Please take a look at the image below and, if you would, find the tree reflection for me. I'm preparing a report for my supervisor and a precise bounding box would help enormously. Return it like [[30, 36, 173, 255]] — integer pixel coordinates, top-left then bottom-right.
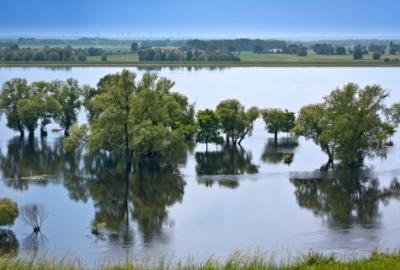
[[0, 229, 18, 255], [0, 136, 188, 248], [62, 149, 187, 246], [198, 178, 240, 189], [290, 169, 400, 228], [262, 137, 298, 165], [195, 146, 258, 175], [0, 136, 63, 190]]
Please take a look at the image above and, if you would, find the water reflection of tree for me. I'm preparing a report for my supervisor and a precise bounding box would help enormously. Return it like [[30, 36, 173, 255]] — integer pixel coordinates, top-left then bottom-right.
[[62, 150, 187, 245], [0, 229, 18, 255], [130, 159, 185, 243], [195, 146, 258, 175], [0, 136, 63, 190], [262, 138, 298, 165], [0, 136, 188, 248], [290, 170, 400, 228], [198, 178, 240, 189]]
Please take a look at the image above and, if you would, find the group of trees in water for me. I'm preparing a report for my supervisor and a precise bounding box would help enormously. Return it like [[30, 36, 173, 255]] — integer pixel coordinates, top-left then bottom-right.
[[0, 78, 81, 137], [1, 71, 400, 170]]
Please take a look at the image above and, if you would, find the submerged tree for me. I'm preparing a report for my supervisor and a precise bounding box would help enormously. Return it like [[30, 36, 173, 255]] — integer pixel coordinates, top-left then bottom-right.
[[0, 78, 31, 136], [87, 70, 195, 169], [21, 203, 47, 233], [52, 79, 82, 136], [293, 83, 393, 168], [17, 85, 60, 137], [196, 109, 223, 150], [216, 99, 259, 146], [261, 108, 295, 144]]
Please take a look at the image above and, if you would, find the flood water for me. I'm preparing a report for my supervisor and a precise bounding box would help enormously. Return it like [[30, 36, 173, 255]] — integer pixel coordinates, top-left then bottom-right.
[[1, 67, 400, 266]]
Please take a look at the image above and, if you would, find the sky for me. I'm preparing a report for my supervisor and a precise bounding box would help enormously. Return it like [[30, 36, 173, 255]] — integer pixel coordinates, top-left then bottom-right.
[[0, 0, 399, 38]]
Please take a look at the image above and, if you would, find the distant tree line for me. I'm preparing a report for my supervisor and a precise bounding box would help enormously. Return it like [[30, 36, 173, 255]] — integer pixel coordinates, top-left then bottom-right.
[[138, 48, 240, 62], [389, 42, 400, 55], [311, 43, 347, 55], [10, 37, 185, 47], [0, 45, 106, 62], [185, 39, 287, 52]]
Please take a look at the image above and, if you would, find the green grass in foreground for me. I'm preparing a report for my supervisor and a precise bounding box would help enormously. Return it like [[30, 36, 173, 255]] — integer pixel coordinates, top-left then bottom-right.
[[1, 251, 400, 270]]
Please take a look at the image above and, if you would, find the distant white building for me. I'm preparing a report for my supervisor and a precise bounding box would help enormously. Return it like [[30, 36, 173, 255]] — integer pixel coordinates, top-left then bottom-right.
[[267, 48, 283, 53]]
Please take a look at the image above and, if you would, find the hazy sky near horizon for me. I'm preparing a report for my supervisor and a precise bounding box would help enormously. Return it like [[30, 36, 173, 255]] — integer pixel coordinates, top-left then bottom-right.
[[1, 0, 399, 38]]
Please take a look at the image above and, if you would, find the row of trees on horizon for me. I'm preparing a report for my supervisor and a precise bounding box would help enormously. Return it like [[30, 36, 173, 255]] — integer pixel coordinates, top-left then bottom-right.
[[1, 39, 400, 62]]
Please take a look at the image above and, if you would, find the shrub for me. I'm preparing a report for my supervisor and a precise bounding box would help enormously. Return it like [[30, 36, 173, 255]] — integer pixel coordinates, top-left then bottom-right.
[[0, 198, 19, 226]]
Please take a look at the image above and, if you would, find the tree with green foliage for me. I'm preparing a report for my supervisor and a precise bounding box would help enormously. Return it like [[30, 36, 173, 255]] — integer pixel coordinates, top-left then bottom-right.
[[63, 124, 88, 153], [0, 78, 31, 136], [196, 109, 223, 150], [16, 82, 60, 137], [0, 198, 19, 226], [216, 99, 259, 146], [373, 52, 382, 60], [293, 83, 393, 168], [387, 102, 400, 126], [297, 46, 308, 56], [262, 108, 295, 144], [87, 70, 136, 164], [52, 79, 82, 136], [87, 70, 195, 169], [353, 45, 363, 60], [129, 74, 194, 157], [130, 42, 139, 52], [335, 46, 346, 55]]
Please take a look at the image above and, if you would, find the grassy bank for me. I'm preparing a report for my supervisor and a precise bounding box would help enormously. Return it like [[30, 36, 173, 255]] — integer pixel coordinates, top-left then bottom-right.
[[1, 252, 400, 270]]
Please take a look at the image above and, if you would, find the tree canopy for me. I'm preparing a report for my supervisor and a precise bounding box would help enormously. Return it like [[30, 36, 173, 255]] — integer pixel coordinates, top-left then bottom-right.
[[86, 70, 195, 168], [261, 108, 295, 143], [0, 198, 19, 226], [196, 109, 223, 149], [293, 83, 393, 168], [216, 99, 259, 146]]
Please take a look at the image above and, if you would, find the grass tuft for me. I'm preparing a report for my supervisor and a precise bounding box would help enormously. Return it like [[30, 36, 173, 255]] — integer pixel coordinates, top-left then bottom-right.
[[1, 251, 400, 270]]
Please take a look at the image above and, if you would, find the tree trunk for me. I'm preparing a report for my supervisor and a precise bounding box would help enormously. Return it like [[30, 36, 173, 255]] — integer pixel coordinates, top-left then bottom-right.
[[225, 134, 230, 145], [124, 123, 132, 172], [274, 130, 278, 145], [18, 126, 25, 137], [28, 127, 35, 138]]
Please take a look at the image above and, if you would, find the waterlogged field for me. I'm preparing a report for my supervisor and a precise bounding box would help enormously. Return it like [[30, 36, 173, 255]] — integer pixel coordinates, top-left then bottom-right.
[[1, 67, 400, 267]]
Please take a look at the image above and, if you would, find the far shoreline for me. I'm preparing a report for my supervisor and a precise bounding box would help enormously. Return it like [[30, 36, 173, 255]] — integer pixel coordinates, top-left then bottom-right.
[[1, 61, 400, 68]]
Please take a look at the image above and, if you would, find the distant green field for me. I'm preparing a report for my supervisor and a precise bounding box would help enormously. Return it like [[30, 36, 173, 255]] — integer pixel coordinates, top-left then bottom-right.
[[87, 53, 139, 62], [239, 51, 400, 63], [20, 44, 131, 53]]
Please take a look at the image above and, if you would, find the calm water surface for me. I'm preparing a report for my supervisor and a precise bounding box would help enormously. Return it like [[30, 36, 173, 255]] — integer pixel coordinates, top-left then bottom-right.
[[1, 67, 400, 266]]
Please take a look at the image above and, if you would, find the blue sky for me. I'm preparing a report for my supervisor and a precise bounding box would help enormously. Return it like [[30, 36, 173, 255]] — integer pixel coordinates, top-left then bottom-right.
[[0, 0, 399, 38]]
